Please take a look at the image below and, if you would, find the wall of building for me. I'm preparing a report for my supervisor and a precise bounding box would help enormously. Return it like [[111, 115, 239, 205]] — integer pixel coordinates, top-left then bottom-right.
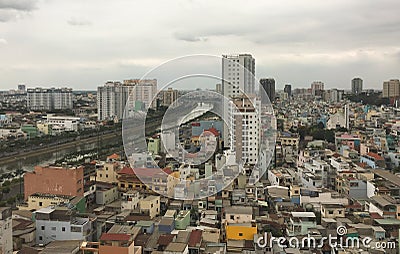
[[24, 166, 84, 200]]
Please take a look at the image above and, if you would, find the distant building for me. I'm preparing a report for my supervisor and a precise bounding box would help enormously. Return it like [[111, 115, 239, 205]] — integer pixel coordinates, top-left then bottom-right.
[[383, 79, 400, 98], [329, 89, 344, 103], [18, 84, 26, 93], [259, 78, 275, 103], [160, 88, 179, 107], [222, 54, 255, 98], [215, 83, 222, 94], [351, 77, 363, 94], [97, 79, 157, 121], [0, 207, 12, 254], [311, 81, 324, 96], [284, 84, 292, 98], [27, 87, 73, 111], [24, 165, 84, 199]]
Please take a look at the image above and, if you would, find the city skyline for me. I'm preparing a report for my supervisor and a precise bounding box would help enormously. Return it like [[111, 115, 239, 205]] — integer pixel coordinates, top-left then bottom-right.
[[0, 0, 400, 90]]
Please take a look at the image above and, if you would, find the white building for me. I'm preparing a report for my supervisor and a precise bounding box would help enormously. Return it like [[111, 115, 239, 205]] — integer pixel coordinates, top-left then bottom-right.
[[227, 96, 260, 165], [222, 54, 256, 148], [97, 79, 157, 121], [43, 114, 80, 132], [27, 87, 73, 111], [0, 207, 12, 254], [222, 54, 255, 97]]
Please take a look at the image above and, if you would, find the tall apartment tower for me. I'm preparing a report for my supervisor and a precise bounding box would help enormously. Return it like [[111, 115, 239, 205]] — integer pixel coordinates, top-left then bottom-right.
[[383, 79, 400, 98], [311, 81, 325, 96], [161, 88, 179, 106], [284, 84, 292, 98], [27, 87, 73, 111], [97, 79, 157, 121], [351, 78, 363, 94], [260, 78, 275, 104], [228, 95, 260, 165], [222, 54, 256, 149], [222, 54, 255, 98]]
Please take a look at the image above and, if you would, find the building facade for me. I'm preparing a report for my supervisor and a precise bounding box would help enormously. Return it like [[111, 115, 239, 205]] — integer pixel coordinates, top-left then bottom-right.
[[0, 207, 12, 254], [383, 79, 400, 98], [27, 87, 73, 111], [24, 165, 84, 199], [259, 78, 275, 104], [97, 79, 157, 121], [351, 77, 363, 94]]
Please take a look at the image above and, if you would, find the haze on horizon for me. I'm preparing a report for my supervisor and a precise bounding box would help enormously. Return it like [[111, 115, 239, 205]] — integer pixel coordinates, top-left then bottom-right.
[[0, 0, 399, 91]]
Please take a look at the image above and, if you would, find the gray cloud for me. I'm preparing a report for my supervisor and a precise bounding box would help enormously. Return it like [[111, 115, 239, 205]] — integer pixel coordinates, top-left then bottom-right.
[[67, 17, 92, 26], [174, 32, 207, 42], [0, 0, 399, 90], [0, 0, 37, 11], [0, 0, 37, 22]]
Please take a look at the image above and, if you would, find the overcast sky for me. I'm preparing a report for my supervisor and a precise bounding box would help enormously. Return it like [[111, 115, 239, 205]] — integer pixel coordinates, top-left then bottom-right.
[[0, 0, 399, 90]]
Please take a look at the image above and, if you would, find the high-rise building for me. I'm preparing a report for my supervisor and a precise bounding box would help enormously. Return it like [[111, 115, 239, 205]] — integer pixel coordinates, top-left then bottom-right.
[[160, 88, 179, 107], [351, 78, 363, 94], [383, 79, 400, 98], [222, 54, 255, 98], [0, 207, 12, 254], [329, 89, 344, 103], [222, 54, 256, 148], [27, 87, 73, 111], [227, 95, 260, 165], [97, 79, 157, 121], [284, 84, 292, 98], [215, 83, 222, 94], [311, 81, 324, 96], [260, 78, 275, 104], [18, 84, 26, 93]]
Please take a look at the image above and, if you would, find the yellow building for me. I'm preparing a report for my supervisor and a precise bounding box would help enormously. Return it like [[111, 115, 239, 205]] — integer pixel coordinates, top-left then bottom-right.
[[226, 222, 257, 240], [139, 195, 160, 219], [96, 162, 122, 184], [18, 193, 74, 211]]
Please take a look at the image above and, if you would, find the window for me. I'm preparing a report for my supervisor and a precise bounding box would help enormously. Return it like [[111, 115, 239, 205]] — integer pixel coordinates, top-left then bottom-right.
[[230, 215, 235, 220], [41, 226, 45, 230], [39, 202, 43, 206], [62, 227, 66, 232], [239, 233, 243, 236], [39, 236, 43, 241], [328, 210, 334, 215], [51, 227, 56, 231], [338, 210, 342, 214]]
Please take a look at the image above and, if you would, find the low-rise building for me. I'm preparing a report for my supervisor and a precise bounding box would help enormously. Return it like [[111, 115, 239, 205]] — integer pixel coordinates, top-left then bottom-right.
[[34, 207, 94, 246], [139, 195, 160, 219]]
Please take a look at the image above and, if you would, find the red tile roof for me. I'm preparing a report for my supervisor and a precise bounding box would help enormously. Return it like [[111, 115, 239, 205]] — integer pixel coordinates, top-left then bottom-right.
[[204, 127, 219, 136], [100, 233, 131, 241], [188, 229, 202, 247], [118, 166, 135, 175], [157, 234, 175, 246], [367, 152, 384, 161], [107, 153, 120, 160]]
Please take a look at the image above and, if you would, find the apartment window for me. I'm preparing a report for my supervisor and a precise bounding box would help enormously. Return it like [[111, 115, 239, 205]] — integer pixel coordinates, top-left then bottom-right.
[[41, 226, 45, 230], [39, 236, 43, 241], [328, 210, 334, 215], [239, 233, 243, 236], [39, 202, 43, 206], [62, 227, 66, 232], [106, 174, 108, 178]]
